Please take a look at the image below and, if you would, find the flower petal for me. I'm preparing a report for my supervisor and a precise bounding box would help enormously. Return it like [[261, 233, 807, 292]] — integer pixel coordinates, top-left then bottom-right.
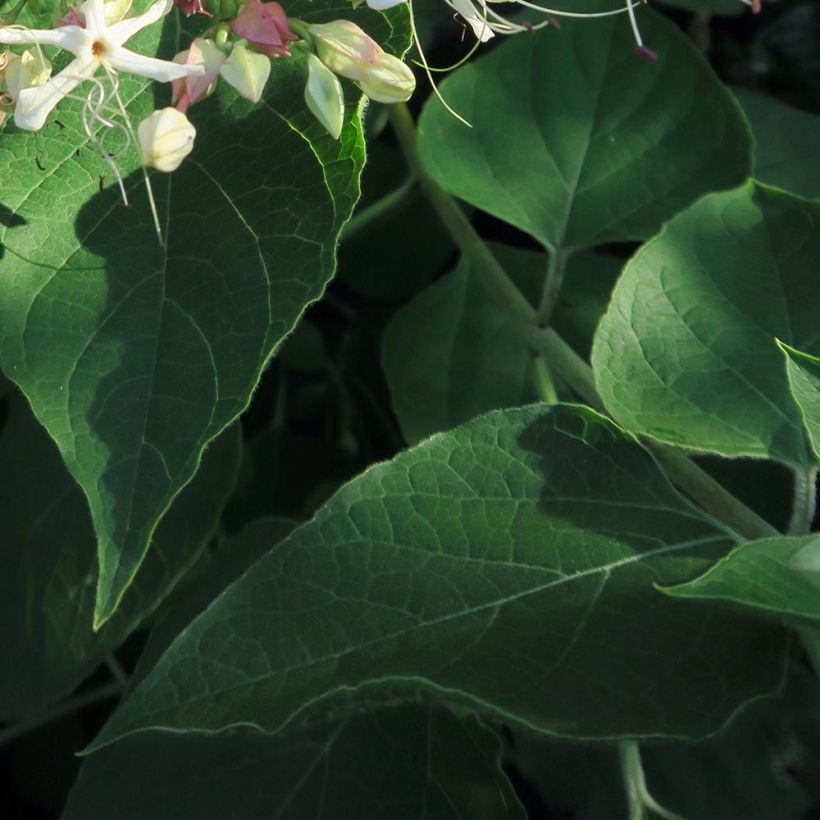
[[105, 45, 205, 81], [13, 54, 97, 130], [0, 25, 83, 48], [81, 0, 107, 32], [108, 0, 172, 46]]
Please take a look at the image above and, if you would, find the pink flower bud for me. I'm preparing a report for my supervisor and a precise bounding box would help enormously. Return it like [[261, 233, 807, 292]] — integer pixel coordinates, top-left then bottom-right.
[[230, 0, 297, 58], [173, 0, 210, 16], [172, 38, 226, 113], [58, 5, 86, 26]]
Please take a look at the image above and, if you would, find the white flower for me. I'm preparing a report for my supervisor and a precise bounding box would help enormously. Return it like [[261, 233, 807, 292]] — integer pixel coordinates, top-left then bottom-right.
[[0, 0, 205, 131], [137, 106, 195, 171], [448, 0, 494, 42]]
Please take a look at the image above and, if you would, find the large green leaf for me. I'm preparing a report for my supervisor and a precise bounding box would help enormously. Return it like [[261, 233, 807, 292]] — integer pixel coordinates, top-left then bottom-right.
[[66, 706, 525, 820], [132, 516, 297, 682], [779, 342, 820, 461], [591, 182, 820, 466], [735, 88, 820, 199], [662, 534, 820, 626], [0, 384, 240, 720], [88, 404, 784, 752], [0, 4, 409, 626], [417, 8, 750, 251]]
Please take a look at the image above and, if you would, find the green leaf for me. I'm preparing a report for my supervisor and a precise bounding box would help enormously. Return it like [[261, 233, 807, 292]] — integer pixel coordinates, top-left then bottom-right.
[[735, 88, 820, 199], [0, 4, 409, 626], [88, 404, 784, 752], [417, 9, 751, 251], [661, 534, 820, 626], [591, 181, 820, 466], [0, 386, 240, 720], [133, 516, 297, 681], [778, 342, 820, 461], [66, 705, 525, 820], [382, 244, 622, 443], [381, 247, 539, 444]]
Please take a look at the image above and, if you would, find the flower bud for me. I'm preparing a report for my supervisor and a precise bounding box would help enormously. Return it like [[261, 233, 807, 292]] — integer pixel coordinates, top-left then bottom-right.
[[57, 0, 133, 26], [172, 38, 225, 112], [4, 49, 51, 103], [219, 41, 270, 103], [354, 52, 414, 103], [361, 0, 406, 9], [308, 20, 415, 104], [304, 52, 344, 140], [138, 107, 196, 172], [173, 0, 210, 15], [231, 0, 297, 58]]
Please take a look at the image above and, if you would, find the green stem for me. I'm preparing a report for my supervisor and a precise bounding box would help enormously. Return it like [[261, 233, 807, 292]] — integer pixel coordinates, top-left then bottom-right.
[[787, 465, 818, 536], [619, 741, 688, 820], [389, 104, 537, 326], [537, 249, 569, 323], [341, 176, 418, 243], [105, 653, 128, 687], [0, 682, 123, 748], [531, 353, 559, 405], [389, 102, 779, 543]]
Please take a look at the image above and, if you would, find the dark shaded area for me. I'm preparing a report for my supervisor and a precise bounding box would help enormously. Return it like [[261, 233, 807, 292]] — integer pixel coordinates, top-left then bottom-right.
[[0, 203, 27, 262]]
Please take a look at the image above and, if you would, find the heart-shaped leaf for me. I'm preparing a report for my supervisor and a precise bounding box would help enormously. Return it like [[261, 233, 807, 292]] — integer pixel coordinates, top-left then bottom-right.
[[592, 182, 820, 466], [417, 8, 750, 251]]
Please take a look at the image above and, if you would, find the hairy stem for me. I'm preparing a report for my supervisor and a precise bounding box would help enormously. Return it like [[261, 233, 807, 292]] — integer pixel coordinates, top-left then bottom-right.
[[389, 102, 778, 542], [787, 465, 818, 536], [389, 104, 537, 326], [537, 249, 569, 324], [531, 353, 559, 404]]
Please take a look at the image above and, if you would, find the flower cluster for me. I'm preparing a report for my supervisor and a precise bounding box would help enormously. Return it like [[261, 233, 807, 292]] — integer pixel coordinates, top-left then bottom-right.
[[0, 0, 764, 176]]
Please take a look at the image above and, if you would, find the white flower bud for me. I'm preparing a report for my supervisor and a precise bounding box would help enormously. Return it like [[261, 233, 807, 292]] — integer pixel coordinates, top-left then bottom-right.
[[304, 52, 344, 140], [219, 41, 270, 104], [308, 20, 415, 104], [354, 53, 414, 103], [4, 49, 52, 103], [137, 107, 196, 172]]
